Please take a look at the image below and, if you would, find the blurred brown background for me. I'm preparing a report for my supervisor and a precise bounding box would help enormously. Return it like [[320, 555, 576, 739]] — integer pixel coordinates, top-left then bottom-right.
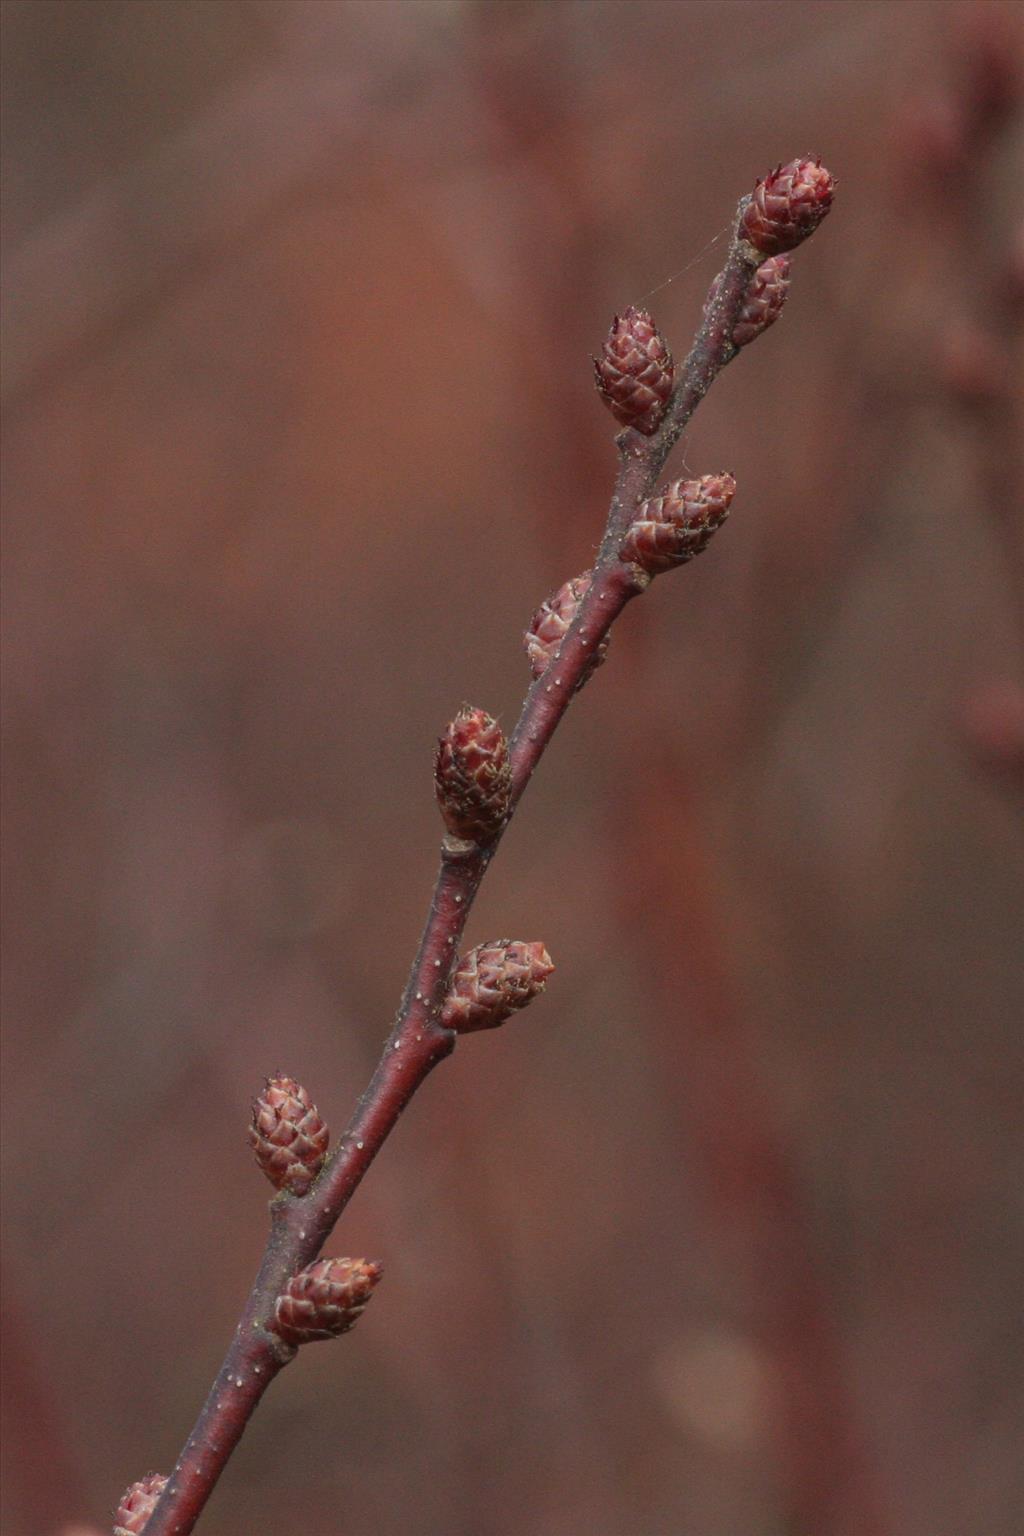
[[2, 3, 1023, 1534]]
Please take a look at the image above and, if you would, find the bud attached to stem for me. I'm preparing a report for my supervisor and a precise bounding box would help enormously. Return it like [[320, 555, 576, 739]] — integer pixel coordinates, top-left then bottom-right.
[[594, 306, 675, 435], [742, 158, 834, 255], [272, 1257, 382, 1346], [435, 707, 512, 844], [525, 571, 609, 684], [707, 254, 792, 348], [114, 1473, 167, 1535], [249, 1075, 329, 1196], [441, 939, 554, 1033], [732, 253, 791, 345], [620, 474, 736, 575]]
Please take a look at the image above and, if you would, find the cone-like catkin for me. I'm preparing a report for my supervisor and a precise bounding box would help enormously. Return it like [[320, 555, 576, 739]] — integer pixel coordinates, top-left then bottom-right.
[[249, 1075, 329, 1196], [706, 254, 792, 348], [435, 707, 512, 844], [114, 1473, 167, 1535], [620, 474, 736, 575], [741, 158, 835, 255], [441, 939, 554, 1033], [732, 254, 791, 346], [524, 572, 609, 683], [273, 1257, 382, 1346], [594, 306, 674, 435]]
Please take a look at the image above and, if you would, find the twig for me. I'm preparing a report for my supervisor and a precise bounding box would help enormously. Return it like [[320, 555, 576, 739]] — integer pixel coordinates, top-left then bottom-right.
[[134, 160, 834, 1536]]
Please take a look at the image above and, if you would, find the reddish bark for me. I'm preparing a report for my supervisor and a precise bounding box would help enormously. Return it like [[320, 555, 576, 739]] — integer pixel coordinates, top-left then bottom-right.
[[143, 180, 798, 1534]]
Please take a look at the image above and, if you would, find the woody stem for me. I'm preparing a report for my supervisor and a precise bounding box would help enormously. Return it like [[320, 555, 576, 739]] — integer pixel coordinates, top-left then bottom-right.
[[143, 195, 757, 1536]]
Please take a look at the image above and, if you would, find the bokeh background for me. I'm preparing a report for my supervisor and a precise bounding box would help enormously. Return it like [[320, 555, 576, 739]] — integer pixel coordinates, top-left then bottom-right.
[[3, 3, 1022, 1534]]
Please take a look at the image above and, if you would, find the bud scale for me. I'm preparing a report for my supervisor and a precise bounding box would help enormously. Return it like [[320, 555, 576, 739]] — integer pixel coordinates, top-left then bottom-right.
[[620, 474, 736, 574], [524, 571, 609, 684], [594, 306, 674, 436], [249, 1075, 329, 1196], [732, 253, 791, 345], [741, 158, 835, 255], [441, 939, 554, 1033], [114, 1473, 167, 1535], [273, 1257, 382, 1346], [435, 707, 512, 844]]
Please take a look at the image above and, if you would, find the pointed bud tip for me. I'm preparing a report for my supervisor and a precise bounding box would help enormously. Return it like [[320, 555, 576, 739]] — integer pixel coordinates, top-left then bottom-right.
[[249, 1074, 329, 1196], [620, 474, 735, 575], [435, 706, 511, 844], [114, 1473, 168, 1534], [441, 939, 554, 1033], [520, 939, 555, 979], [742, 157, 835, 255], [594, 306, 675, 436], [273, 1255, 384, 1346]]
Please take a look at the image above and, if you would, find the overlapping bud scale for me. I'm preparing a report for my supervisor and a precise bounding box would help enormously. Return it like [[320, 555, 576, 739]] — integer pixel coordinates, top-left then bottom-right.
[[435, 707, 512, 844], [273, 1256, 383, 1346], [441, 939, 554, 1034], [620, 474, 736, 575], [249, 1075, 329, 1196], [732, 254, 791, 346], [114, 1473, 168, 1535], [525, 571, 609, 684], [741, 158, 835, 255], [705, 253, 792, 349], [594, 306, 674, 435]]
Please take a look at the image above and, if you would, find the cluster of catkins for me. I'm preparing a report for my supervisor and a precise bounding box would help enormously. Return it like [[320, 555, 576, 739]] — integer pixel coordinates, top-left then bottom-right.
[[113, 157, 832, 1536], [435, 157, 835, 836], [595, 156, 833, 579]]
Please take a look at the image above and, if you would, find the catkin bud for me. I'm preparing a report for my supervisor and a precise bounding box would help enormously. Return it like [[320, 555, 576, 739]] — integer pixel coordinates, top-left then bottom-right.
[[435, 707, 512, 844], [620, 474, 736, 575], [441, 939, 554, 1033], [249, 1075, 329, 1196], [114, 1473, 167, 1535], [273, 1257, 382, 1346], [705, 254, 792, 349], [728, 254, 792, 347], [741, 158, 835, 255], [524, 571, 609, 683], [594, 306, 675, 436]]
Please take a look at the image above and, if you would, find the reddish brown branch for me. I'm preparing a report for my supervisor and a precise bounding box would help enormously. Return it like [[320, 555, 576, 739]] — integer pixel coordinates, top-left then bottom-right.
[[595, 222, 759, 565], [141, 181, 814, 1536]]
